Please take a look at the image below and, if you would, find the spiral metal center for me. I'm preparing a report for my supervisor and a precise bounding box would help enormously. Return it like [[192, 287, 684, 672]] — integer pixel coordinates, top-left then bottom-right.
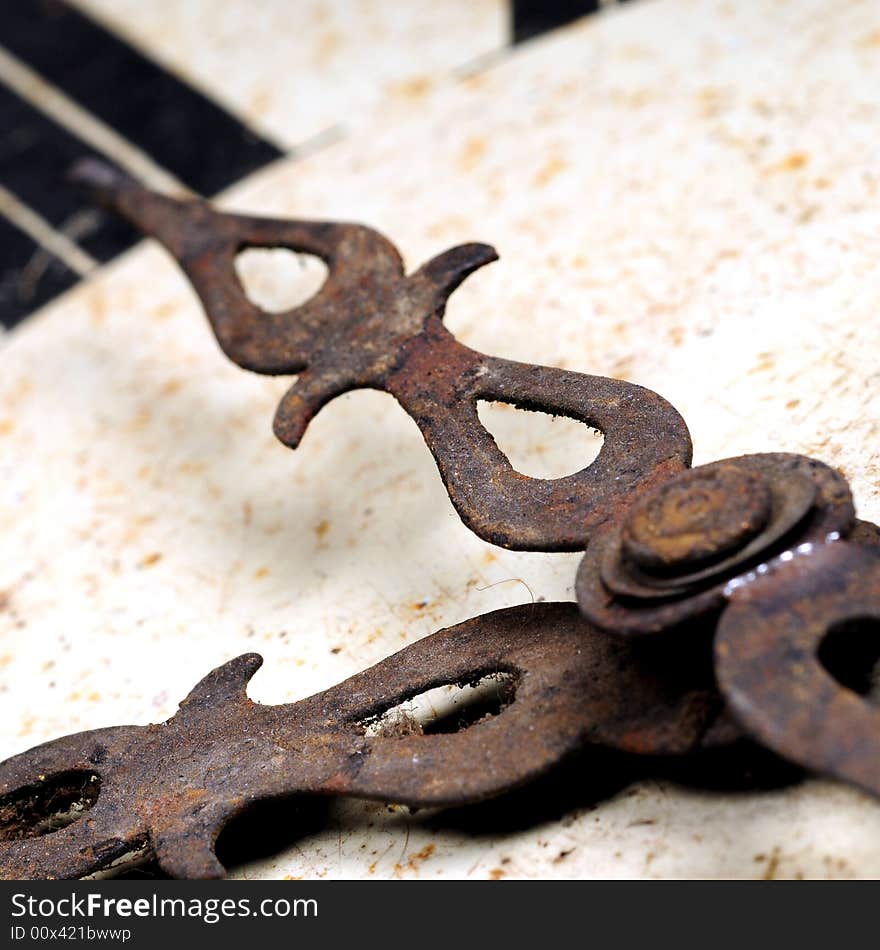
[[622, 465, 773, 575]]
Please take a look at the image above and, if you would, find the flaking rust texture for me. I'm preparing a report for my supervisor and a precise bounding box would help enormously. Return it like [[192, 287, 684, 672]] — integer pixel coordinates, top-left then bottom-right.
[[63, 158, 880, 876], [73, 159, 691, 552], [576, 453, 858, 636], [575, 446, 880, 795], [717, 542, 880, 801], [4, 0, 880, 880], [0, 604, 727, 879]]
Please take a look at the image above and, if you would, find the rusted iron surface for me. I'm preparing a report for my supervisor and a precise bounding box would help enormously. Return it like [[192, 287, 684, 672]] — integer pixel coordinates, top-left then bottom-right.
[[576, 444, 880, 794], [51, 159, 880, 873], [716, 542, 880, 800], [576, 453, 855, 637], [0, 603, 730, 879], [71, 158, 691, 552]]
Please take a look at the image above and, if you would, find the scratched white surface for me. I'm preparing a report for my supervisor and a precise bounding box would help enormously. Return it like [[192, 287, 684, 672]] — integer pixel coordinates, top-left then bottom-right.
[[3, 0, 880, 879]]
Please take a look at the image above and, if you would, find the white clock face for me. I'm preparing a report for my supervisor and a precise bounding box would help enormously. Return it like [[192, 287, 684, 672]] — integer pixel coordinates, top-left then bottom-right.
[[1, 0, 879, 880]]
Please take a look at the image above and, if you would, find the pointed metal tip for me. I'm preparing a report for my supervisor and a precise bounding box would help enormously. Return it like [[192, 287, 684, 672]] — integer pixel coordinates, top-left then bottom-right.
[[67, 157, 126, 192]]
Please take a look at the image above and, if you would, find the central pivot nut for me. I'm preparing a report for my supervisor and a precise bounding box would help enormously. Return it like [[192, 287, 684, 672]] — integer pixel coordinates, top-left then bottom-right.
[[621, 465, 772, 575]]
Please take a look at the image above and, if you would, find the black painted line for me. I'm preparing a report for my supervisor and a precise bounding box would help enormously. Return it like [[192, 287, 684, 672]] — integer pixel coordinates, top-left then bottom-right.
[[0, 0, 283, 197], [512, 0, 609, 44], [0, 216, 80, 329], [0, 82, 140, 265]]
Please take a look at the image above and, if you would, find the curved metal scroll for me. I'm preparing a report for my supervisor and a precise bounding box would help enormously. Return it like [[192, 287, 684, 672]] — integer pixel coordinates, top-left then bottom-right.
[[73, 160, 691, 551], [0, 603, 723, 879], [716, 542, 880, 800]]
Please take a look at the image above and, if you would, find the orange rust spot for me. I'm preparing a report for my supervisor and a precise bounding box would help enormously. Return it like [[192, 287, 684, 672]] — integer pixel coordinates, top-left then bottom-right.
[[404, 843, 436, 872], [457, 136, 487, 174], [762, 847, 782, 880], [147, 787, 210, 818], [9, 377, 33, 406], [0, 419, 14, 436], [250, 88, 271, 118], [152, 301, 177, 321], [141, 552, 162, 567], [128, 410, 152, 431], [313, 30, 341, 64], [488, 868, 505, 880], [314, 519, 330, 540], [767, 152, 809, 174], [425, 213, 471, 240], [254, 566, 270, 579], [533, 155, 568, 188], [611, 88, 652, 110], [667, 326, 685, 347], [388, 75, 433, 100], [786, 398, 801, 410], [751, 97, 772, 117], [463, 72, 487, 91], [88, 292, 108, 327], [17, 716, 37, 737]]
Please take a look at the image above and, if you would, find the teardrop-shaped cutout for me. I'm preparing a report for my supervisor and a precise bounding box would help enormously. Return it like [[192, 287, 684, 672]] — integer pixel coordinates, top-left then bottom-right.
[[0, 770, 100, 840], [234, 248, 328, 314], [477, 400, 604, 479], [361, 672, 517, 738], [819, 617, 880, 702]]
